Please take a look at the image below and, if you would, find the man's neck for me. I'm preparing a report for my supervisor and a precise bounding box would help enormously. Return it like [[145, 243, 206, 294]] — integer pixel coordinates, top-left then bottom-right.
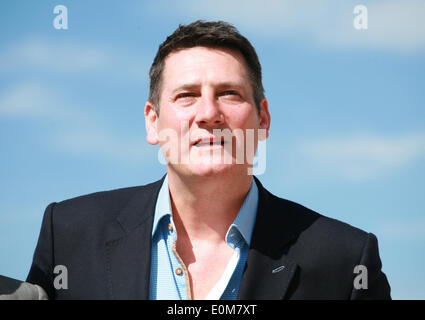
[[166, 169, 253, 244]]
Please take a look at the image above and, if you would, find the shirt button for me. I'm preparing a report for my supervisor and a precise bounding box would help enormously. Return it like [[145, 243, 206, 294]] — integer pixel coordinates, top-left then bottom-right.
[[175, 268, 183, 276], [168, 224, 174, 232]]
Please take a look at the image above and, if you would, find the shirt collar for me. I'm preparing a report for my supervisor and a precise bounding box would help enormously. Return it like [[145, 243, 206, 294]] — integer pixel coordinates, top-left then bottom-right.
[[152, 174, 259, 245], [226, 179, 259, 246], [152, 174, 172, 237]]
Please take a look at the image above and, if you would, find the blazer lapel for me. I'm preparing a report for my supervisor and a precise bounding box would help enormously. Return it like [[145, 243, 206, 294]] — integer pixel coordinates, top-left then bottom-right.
[[238, 177, 319, 300], [238, 247, 298, 300], [104, 177, 164, 300]]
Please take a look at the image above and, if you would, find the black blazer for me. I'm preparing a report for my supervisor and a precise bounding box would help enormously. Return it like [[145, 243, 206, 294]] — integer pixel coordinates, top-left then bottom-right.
[[27, 176, 391, 299]]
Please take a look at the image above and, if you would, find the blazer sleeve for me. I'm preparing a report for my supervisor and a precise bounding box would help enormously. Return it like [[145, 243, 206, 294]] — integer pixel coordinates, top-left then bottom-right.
[[26, 202, 57, 299], [350, 233, 391, 299]]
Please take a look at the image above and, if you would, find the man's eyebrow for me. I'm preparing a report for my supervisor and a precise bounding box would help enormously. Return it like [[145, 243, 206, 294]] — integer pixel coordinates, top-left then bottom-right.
[[171, 82, 246, 95], [215, 82, 246, 91], [172, 83, 201, 95]]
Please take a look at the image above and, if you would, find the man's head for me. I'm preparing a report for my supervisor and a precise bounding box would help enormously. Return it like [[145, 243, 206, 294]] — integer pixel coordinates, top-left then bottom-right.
[[145, 20, 270, 178], [148, 20, 265, 114]]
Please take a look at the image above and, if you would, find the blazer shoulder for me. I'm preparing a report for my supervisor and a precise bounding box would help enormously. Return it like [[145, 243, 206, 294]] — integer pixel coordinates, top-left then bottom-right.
[[286, 196, 369, 245], [50, 178, 163, 226], [260, 184, 370, 252], [284, 197, 371, 255]]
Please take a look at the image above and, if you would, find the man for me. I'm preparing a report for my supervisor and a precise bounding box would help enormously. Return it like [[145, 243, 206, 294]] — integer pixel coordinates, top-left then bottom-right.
[[26, 20, 391, 299]]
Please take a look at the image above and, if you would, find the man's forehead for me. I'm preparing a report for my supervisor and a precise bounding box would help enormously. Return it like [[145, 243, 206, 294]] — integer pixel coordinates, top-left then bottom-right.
[[161, 46, 250, 86], [165, 45, 243, 60]]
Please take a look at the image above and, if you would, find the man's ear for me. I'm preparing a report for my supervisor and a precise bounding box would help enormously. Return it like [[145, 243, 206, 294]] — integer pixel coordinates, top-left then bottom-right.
[[144, 101, 159, 145], [258, 98, 271, 140]]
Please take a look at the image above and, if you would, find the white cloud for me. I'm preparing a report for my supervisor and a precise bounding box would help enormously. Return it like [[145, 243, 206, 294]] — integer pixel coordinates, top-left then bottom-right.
[[0, 82, 93, 123], [316, 0, 425, 53], [0, 38, 109, 73], [162, 0, 425, 53], [295, 132, 425, 181], [0, 38, 149, 80], [0, 82, 154, 165], [377, 218, 425, 241], [0, 83, 57, 117], [55, 128, 157, 166]]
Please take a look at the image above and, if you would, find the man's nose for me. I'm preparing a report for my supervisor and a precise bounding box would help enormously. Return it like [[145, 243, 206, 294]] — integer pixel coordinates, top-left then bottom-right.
[[194, 95, 224, 127]]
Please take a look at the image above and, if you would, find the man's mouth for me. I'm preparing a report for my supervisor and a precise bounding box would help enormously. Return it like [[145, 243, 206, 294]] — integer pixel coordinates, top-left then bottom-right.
[[193, 138, 226, 147]]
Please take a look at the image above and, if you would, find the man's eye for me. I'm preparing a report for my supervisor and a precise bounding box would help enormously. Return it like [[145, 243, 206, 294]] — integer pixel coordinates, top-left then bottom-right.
[[218, 91, 243, 103], [174, 92, 199, 106], [220, 90, 239, 96], [176, 93, 196, 99]]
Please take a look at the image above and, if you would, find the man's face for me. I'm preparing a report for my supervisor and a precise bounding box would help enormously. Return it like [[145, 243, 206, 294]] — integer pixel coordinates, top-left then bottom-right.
[[145, 46, 270, 178]]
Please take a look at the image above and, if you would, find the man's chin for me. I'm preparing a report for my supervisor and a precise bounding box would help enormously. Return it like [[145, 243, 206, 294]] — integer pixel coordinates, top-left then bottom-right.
[[168, 161, 245, 178]]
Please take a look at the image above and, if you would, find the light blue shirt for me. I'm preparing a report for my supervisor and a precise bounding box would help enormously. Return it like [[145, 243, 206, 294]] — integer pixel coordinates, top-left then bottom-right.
[[149, 175, 259, 300]]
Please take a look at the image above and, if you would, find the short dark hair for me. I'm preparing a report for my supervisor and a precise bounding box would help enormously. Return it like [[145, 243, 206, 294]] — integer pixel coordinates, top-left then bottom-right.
[[148, 20, 265, 114]]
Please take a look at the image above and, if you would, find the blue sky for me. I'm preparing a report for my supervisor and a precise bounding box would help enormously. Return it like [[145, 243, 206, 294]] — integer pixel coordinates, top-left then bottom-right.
[[1, 0, 424, 299]]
